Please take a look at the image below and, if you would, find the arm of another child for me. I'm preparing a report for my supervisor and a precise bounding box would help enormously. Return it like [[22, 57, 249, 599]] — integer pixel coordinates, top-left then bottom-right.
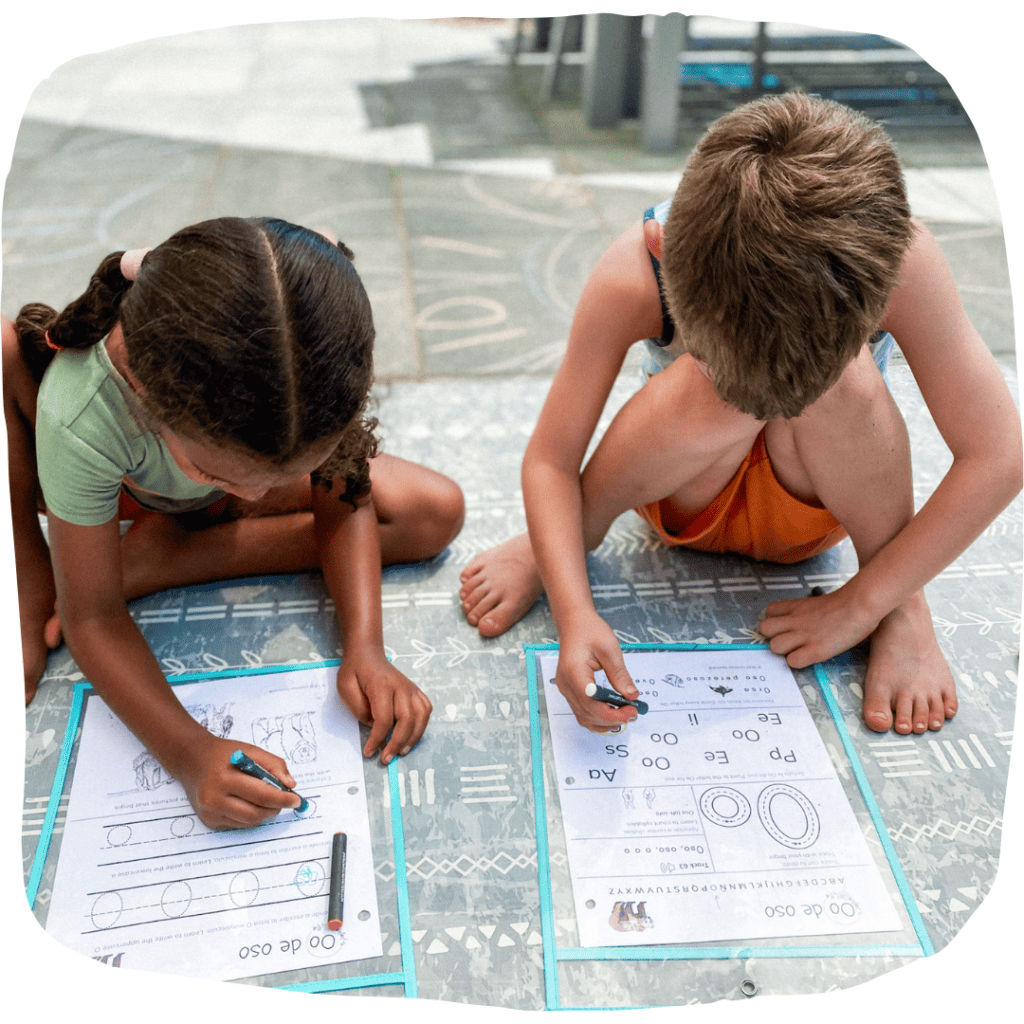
[[761, 220, 1022, 664], [312, 481, 432, 764], [522, 220, 665, 732], [47, 513, 302, 829], [3, 315, 58, 702]]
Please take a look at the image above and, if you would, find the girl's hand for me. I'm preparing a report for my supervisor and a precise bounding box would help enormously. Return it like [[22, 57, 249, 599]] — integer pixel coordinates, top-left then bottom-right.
[[336, 652, 432, 765], [173, 735, 303, 831], [556, 611, 640, 733]]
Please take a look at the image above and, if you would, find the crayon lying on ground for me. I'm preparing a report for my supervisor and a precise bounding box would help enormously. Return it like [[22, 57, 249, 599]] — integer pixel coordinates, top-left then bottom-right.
[[584, 683, 649, 714], [230, 750, 309, 814]]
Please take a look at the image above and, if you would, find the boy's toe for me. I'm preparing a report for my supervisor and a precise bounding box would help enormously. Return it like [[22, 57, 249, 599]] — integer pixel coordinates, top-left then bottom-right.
[[463, 588, 500, 627], [477, 606, 512, 638]]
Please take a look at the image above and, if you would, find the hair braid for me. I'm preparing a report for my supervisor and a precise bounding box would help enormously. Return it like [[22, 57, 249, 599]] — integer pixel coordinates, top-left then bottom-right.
[[15, 251, 131, 383]]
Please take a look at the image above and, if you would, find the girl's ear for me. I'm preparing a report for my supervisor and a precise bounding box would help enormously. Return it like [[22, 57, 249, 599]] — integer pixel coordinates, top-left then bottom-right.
[[120, 248, 151, 281]]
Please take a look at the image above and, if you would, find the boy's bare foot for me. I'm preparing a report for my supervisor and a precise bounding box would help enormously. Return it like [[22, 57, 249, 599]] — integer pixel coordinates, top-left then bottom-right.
[[862, 591, 957, 734], [460, 533, 543, 637]]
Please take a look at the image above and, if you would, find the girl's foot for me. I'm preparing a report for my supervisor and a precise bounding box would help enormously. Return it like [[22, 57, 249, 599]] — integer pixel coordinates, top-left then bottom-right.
[[862, 592, 958, 733], [459, 533, 543, 637]]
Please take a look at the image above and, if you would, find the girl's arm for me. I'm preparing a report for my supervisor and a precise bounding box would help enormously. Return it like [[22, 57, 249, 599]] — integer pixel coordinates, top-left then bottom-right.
[[522, 220, 665, 729], [48, 513, 302, 829], [312, 484, 432, 765], [760, 221, 1022, 664]]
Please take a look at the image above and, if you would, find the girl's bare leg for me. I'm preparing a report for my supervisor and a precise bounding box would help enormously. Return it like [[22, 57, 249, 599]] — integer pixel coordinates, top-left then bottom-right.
[[363, 453, 465, 565], [46, 453, 463, 635]]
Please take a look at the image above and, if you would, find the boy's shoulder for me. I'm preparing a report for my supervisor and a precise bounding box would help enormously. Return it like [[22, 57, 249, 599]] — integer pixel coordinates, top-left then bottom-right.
[[878, 221, 969, 346]]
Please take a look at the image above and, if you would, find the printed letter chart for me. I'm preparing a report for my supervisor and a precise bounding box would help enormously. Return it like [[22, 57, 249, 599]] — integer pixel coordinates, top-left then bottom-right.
[[44, 666, 382, 981], [539, 648, 902, 948]]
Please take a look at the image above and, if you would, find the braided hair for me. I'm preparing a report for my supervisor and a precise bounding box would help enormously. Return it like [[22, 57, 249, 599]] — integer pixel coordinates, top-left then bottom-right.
[[17, 217, 379, 504]]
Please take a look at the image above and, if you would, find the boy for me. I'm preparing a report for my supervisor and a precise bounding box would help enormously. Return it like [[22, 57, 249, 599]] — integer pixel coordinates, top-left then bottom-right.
[[459, 92, 1021, 736]]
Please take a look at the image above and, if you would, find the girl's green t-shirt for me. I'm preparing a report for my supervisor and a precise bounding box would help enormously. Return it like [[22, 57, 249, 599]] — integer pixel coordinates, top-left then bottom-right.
[[35, 340, 220, 526]]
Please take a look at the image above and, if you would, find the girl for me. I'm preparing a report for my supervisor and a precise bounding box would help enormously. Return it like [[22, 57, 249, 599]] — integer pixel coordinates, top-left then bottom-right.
[[5, 217, 464, 829]]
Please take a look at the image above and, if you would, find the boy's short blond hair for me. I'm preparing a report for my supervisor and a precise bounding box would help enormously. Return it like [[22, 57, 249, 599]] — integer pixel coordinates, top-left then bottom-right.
[[661, 92, 913, 420]]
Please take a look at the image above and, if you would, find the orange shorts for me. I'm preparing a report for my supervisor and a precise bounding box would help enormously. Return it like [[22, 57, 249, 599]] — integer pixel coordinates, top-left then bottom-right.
[[635, 428, 847, 564]]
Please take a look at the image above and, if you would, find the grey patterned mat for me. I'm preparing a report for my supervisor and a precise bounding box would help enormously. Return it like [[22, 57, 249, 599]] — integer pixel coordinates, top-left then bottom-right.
[[23, 365, 1020, 1008]]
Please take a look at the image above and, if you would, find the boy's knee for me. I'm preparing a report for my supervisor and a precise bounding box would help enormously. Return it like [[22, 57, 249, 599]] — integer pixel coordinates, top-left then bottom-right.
[[797, 345, 895, 427]]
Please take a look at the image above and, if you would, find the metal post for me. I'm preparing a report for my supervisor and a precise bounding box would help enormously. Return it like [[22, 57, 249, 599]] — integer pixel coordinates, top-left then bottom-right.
[[582, 13, 630, 128], [642, 13, 686, 152]]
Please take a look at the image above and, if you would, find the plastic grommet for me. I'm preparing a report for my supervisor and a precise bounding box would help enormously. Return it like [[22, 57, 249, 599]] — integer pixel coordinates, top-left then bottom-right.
[[740, 979, 758, 998]]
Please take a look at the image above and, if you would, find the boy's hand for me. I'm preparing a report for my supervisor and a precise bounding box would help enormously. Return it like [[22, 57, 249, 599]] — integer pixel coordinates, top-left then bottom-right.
[[556, 611, 641, 732], [174, 735, 302, 831], [336, 651, 432, 764], [758, 585, 880, 668]]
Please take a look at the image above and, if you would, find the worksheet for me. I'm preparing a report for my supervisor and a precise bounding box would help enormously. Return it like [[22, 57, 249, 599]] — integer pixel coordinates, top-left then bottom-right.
[[45, 666, 382, 980], [540, 649, 902, 947]]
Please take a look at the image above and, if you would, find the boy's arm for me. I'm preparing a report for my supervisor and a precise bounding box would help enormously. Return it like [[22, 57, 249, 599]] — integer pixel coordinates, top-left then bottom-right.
[[761, 221, 1022, 665], [48, 513, 301, 829], [312, 482, 432, 764], [522, 221, 664, 730]]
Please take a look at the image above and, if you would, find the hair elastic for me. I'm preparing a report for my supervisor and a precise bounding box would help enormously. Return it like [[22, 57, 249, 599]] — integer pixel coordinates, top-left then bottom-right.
[[45, 331, 62, 351]]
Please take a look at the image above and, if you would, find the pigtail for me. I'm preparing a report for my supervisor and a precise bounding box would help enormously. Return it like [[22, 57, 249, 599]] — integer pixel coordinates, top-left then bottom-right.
[[14, 302, 60, 383], [310, 394, 380, 509], [15, 251, 130, 383]]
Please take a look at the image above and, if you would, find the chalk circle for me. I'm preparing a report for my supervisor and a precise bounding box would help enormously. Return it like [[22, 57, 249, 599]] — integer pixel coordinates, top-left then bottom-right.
[[105, 825, 132, 847], [293, 861, 327, 897], [757, 784, 820, 849], [358, 910, 371, 922], [161, 881, 192, 918], [228, 871, 261, 908], [170, 815, 195, 838], [699, 787, 752, 827], [415, 295, 508, 331], [90, 891, 124, 929]]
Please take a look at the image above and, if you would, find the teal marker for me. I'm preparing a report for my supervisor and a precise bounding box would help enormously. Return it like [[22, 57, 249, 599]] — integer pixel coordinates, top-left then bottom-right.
[[230, 750, 309, 813], [584, 683, 649, 715]]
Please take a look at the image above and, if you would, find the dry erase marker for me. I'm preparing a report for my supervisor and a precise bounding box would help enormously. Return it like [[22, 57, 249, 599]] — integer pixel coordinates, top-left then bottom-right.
[[328, 832, 347, 930], [584, 683, 649, 715], [230, 750, 309, 813]]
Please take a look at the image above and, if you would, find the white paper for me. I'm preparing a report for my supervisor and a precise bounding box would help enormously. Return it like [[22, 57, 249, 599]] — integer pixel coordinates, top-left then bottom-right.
[[45, 666, 383, 980], [540, 648, 903, 947]]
